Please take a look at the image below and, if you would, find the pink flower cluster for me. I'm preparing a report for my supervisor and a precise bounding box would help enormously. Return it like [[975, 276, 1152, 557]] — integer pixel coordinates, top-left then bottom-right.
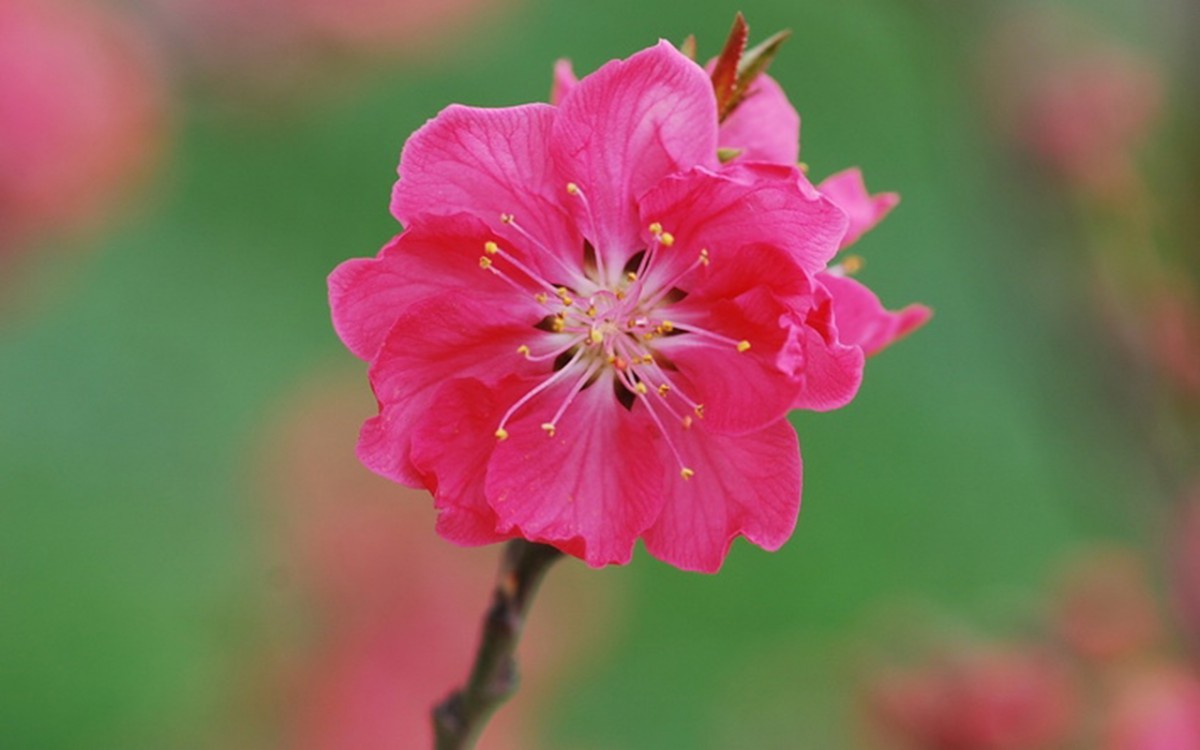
[[329, 38, 927, 571]]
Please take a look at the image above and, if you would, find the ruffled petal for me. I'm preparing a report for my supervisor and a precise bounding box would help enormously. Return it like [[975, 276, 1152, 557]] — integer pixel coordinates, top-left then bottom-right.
[[485, 372, 665, 567], [652, 241, 812, 435], [642, 419, 801, 573], [329, 214, 541, 362], [717, 74, 800, 164], [818, 168, 899, 250], [819, 272, 932, 356], [790, 285, 865, 411], [390, 103, 585, 284], [358, 296, 542, 486], [551, 41, 718, 278], [409, 377, 521, 546], [637, 163, 847, 281]]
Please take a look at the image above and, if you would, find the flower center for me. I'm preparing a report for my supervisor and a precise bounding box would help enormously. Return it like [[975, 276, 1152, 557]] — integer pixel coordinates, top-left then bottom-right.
[[479, 185, 750, 480]]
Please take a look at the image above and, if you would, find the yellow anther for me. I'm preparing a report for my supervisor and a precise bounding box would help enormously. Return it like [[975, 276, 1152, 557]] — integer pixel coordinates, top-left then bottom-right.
[[484, 241, 500, 255], [566, 182, 580, 195], [648, 222, 663, 235], [660, 320, 674, 333], [634, 382, 648, 395], [657, 384, 670, 396], [500, 213, 515, 224], [479, 256, 493, 269], [589, 329, 604, 345], [495, 428, 509, 441], [643, 355, 655, 364], [626, 271, 638, 282], [682, 415, 694, 430], [551, 317, 566, 333], [680, 467, 695, 481], [615, 290, 626, 300], [659, 232, 675, 247], [535, 292, 549, 304], [797, 161, 810, 174], [694, 404, 705, 418], [698, 248, 710, 266], [841, 255, 865, 275], [541, 423, 556, 437], [586, 305, 597, 318], [642, 333, 655, 341], [517, 344, 531, 357], [560, 295, 574, 307], [606, 354, 617, 364], [737, 340, 751, 353]]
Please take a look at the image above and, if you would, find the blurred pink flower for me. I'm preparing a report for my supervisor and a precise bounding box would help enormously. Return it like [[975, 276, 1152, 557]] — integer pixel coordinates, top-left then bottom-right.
[[146, 0, 508, 93], [1052, 547, 1161, 663], [982, 11, 1162, 197], [1172, 486, 1200, 650], [867, 644, 1079, 750], [330, 41, 870, 572], [1105, 666, 1200, 750], [0, 0, 166, 256], [257, 370, 615, 749]]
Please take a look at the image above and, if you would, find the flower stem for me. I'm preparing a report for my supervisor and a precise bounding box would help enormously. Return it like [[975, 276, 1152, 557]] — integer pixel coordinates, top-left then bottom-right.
[[432, 539, 563, 749]]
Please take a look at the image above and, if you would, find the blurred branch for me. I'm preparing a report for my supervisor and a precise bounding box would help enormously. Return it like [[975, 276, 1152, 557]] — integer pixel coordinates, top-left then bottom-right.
[[432, 539, 563, 750]]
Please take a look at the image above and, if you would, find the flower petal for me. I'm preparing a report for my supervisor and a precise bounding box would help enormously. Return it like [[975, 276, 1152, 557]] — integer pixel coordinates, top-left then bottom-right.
[[329, 214, 541, 361], [818, 168, 899, 250], [485, 372, 665, 567], [642, 419, 802, 573], [551, 40, 718, 276], [358, 296, 541, 486], [409, 377, 520, 546], [550, 58, 577, 105], [717, 74, 800, 164], [819, 272, 932, 356], [637, 163, 847, 281], [390, 103, 584, 283], [790, 285, 865, 411]]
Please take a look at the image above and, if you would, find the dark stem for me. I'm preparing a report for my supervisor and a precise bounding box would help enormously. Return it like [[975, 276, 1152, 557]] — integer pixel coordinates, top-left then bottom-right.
[[432, 539, 563, 750]]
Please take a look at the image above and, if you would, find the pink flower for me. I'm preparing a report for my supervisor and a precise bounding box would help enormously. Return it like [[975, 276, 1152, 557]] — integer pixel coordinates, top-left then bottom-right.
[[866, 644, 1079, 750], [1105, 667, 1200, 750], [0, 0, 166, 256], [329, 41, 869, 572]]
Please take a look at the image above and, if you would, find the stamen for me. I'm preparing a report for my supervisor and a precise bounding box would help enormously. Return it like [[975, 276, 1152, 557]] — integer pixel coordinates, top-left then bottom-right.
[[519, 334, 586, 362], [495, 347, 586, 435], [616, 366, 693, 480], [495, 428, 509, 441], [540, 361, 601, 438], [671, 321, 751, 351], [479, 239, 558, 296], [638, 250, 708, 310], [563, 182, 607, 282], [498, 213, 588, 287]]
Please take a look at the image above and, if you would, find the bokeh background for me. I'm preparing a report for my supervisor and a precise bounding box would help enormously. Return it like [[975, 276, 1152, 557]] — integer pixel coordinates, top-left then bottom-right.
[[3, 0, 1198, 747]]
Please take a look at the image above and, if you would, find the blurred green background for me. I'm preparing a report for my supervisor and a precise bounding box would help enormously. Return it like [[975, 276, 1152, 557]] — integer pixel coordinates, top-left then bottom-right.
[[3, 0, 1194, 747]]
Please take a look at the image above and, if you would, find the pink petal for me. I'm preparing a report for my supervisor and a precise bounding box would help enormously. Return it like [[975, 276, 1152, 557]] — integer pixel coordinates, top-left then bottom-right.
[[637, 163, 847, 279], [551, 40, 718, 274], [818, 168, 899, 250], [717, 74, 800, 164], [409, 377, 520, 546], [358, 296, 540, 486], [549, 58, 577, 105], [819, 272, 932, 356], [485, 373, 666, 567], [652, 242, 813, 435], [790, 285, 865, 411], [328, 214, 540, 361], [390, 103, 584, 283], [642, 419, 801, 573]]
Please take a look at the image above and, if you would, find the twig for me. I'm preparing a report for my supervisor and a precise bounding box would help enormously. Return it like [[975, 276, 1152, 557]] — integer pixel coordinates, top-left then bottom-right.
[[432, 539, 563, 749]]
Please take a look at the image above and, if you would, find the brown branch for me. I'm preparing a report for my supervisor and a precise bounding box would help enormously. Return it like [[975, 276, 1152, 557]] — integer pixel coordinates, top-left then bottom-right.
[[432, 540, 563, 750]]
